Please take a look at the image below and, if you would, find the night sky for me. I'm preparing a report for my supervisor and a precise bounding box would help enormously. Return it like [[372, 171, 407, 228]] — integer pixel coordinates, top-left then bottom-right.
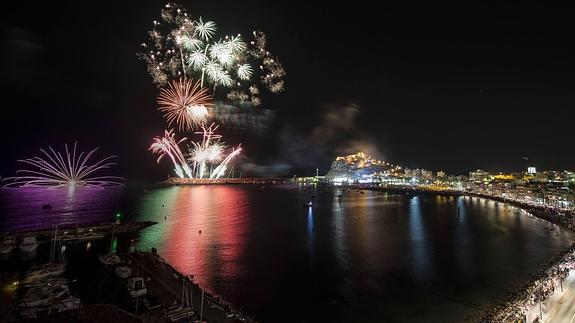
[[1, 1, 573, 180]]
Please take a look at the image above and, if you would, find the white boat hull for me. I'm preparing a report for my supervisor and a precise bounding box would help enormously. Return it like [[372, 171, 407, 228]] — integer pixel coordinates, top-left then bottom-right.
[[20, 243, 39, 253], [23, 263, 66, 285]]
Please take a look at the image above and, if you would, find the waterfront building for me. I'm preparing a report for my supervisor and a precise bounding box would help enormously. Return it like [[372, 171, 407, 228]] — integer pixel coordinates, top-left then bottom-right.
[[469, 169, 490, 182], [325, 152, 402, 184], [421, 169, 434, 180]]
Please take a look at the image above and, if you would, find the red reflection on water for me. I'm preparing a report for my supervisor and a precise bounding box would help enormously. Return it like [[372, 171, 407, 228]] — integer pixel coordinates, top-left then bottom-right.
[[161, 186, 248, 292]]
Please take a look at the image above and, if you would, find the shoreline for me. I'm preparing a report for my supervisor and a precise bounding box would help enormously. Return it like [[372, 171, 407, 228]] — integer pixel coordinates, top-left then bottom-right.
[[343, 184, 575, 322], [342, 184, 575, 230]]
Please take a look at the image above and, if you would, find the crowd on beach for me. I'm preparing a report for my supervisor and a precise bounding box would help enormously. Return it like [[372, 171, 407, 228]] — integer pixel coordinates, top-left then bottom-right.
[[464, 190, 575, 229], [475, 189, 575, 322], [347, 183, 575, 322], [481, 245, 575, 322], [529, 208, 575, 229]]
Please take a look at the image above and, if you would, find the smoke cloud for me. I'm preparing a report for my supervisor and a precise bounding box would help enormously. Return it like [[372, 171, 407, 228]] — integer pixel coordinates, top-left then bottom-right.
[[277, 103, 385, 175], [212, 102, 276, 136], [237, 103, 385, 177]]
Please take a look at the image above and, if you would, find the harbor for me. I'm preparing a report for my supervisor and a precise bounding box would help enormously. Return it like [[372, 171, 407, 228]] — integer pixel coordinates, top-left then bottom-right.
[[0, 219, 255, 322], [125, 251, 253, 322], [1, 221, 156, 243]]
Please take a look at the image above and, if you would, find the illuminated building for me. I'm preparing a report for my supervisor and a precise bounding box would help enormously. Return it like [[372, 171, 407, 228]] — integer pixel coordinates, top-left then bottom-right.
[[469, 169, 490, 182], [325, 152, 402, 184], [421, 169, 434, 180]]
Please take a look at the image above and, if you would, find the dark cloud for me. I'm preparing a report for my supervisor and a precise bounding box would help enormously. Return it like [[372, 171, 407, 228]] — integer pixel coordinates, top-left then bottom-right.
[[240, 158, 292, 177]]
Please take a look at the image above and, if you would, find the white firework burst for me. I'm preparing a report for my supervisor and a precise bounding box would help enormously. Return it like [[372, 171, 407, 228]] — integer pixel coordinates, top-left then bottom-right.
[[225, 35, 246, 53], [149, 129, 192, 178], [209, 41, 233, 66], [206, 142, 225, 163], [3, 143, 124, 188], [205, 60, 222, 80], [187, 50, 208, 70], [179, 35, 203, 51], [194, 17, 217, 41], [214, 70, 233, 87], [237, 64, 253, 81]]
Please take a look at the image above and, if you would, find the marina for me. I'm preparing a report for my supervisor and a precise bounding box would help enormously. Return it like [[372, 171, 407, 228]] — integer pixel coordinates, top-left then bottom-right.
[[0, 216, 253, 322], [0, 221, 156, 244]]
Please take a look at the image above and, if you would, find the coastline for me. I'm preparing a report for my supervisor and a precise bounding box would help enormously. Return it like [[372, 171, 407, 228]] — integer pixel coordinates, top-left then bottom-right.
[[343, 184, 575, 322], [342, 184, 575, 230]]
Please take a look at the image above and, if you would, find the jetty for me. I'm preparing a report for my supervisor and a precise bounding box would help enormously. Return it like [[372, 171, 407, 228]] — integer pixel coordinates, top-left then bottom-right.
[[1, 221, 156, 242], [160, 177, 293, 186], [126, 250, 255, 323]]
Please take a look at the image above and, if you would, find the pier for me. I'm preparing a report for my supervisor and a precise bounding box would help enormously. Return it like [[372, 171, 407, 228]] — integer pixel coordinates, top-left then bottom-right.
[[126, 250, 254, 323], [1, 221, 156, 242], [161, 177, 293, 186]]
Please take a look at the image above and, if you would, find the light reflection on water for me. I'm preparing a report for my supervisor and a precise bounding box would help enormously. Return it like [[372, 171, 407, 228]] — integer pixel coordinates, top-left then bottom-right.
[[134, 186, 249, 290], [130, 185, 573, 322], [0, 187, 121, 231], [1, 185, 574, 322]]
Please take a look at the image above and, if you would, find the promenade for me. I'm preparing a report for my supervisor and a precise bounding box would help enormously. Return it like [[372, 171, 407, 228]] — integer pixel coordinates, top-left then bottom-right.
[[538, 272, 575, 322], [127, 251, 253, 323]]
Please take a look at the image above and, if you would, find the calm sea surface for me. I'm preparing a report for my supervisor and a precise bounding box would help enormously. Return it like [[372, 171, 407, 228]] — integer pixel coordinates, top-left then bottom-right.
[[1, 184, 573, 322]]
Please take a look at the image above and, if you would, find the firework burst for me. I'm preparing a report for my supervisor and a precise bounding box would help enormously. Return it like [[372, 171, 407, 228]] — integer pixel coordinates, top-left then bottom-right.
[[149, 129, 192, 178], [210, 145, 242, 179], [138, 2, 285, 107], [157, 78, 214, 131], [3, 143, 124, 188]]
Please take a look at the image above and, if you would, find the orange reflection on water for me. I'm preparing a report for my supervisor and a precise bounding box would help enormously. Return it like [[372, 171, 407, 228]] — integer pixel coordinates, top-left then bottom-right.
[[160, 186, 248, 292]]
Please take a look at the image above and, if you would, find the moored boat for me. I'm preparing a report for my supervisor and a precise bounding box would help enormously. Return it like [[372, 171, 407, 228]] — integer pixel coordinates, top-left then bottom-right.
[[20, 280, 70, 308], [99, 253, 121, 266], [22, 263, 66, 285], [0, 235, 16, 254], [115, 265, 133, 278], [19, 236, 39, 252]]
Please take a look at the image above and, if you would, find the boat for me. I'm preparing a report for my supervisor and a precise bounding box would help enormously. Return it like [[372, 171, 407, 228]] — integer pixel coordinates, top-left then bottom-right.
[[41, 204, 53, 210], [20, 280, 70, 308], [23, 263, 66, 285], [59, 228, 105, 242], [303, 201, 313, 207], [20, 236, 39, 253], [0, 235, 16, 254], [127, 277, 148, 298], [99, 224, 121, 266], [115, 265, 132, 278], [23, 277, 68, 289], [18, 285, 80, 319], [23, 225, 66, 285], [52, 295, 81, 312], [99, 253, 121, 266]]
